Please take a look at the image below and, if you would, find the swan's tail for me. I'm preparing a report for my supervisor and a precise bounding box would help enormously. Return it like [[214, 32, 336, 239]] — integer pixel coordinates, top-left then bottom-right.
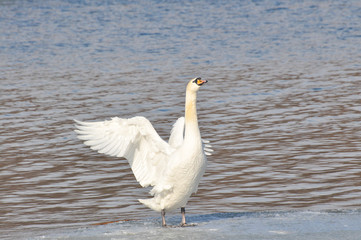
[[139, 184, 173, 212], [138, 198, 162, 212]]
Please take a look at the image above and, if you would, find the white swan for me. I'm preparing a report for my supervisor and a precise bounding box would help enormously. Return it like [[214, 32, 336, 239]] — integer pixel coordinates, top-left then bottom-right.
[[74, 77, 212, 226]]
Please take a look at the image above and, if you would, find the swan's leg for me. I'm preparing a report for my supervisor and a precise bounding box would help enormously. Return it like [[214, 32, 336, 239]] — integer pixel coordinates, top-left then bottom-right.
[[161, 209, 166, 227], [181, 207, 186, 226]]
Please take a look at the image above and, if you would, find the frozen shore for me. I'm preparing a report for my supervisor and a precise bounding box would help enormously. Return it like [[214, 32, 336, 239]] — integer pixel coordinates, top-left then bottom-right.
[[28, 210, 361, 240]]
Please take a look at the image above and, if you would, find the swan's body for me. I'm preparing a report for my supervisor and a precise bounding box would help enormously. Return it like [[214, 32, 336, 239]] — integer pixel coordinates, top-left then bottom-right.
[[75, 77, 212, 226]]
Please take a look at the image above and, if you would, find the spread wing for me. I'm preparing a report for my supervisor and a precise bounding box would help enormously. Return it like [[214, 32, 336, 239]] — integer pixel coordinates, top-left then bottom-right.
[[168, 116, 213, 156], [202, 139, 214, 156], [168, 117, 185, 148], [74, 117, 173, 187]]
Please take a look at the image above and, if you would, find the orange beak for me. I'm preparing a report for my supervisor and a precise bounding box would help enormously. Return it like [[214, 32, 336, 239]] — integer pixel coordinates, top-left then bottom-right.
[[196, 78, 208, 86]]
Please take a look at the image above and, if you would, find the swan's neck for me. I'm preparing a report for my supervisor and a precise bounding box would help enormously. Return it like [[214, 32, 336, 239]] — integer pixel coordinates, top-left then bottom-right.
[[184, 89, 201, 142]]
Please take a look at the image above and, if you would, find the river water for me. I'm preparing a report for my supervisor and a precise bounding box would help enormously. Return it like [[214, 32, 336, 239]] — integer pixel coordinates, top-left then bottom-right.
[[1, 0, 361, 239]]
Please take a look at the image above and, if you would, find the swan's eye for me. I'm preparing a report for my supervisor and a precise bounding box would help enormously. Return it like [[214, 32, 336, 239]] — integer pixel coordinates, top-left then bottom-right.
[[193, 77, 201, 84], [193, 77, 207, 86]]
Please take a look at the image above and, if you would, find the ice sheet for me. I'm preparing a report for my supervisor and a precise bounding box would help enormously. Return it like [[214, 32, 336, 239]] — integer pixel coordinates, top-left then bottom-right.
[[31, 210, 361, 240]]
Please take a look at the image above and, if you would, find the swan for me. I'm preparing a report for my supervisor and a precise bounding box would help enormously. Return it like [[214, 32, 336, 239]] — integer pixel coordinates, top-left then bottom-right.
[[74, 77, 212, 226]]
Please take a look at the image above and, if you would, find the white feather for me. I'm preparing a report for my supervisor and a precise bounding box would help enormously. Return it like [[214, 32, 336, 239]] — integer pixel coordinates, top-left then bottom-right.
[[74, 78, 210, 219], [75, 117, 171, 188], [168, 117, 185, 148]]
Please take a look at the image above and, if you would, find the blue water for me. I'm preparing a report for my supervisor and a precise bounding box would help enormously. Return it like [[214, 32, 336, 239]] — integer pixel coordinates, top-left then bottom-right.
[[1, 0, 361, 239], [2, 0, 360, 73]]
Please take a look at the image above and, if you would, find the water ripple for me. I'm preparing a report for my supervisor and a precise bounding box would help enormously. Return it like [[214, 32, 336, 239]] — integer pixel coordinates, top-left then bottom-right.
[[1, 0, 361, 238]]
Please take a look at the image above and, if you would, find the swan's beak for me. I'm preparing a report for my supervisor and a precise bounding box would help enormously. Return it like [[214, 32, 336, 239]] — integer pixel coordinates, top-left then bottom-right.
[[196, 78, 208, 86]]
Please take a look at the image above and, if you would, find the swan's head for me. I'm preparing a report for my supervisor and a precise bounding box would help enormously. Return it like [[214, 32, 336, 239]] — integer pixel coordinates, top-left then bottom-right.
[[187, 77, 208, 92]]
